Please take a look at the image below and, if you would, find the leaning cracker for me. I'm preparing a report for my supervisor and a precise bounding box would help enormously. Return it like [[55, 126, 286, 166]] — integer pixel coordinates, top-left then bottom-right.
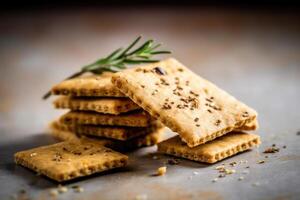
[[158, 132, 260, 163], [52, 73, 125, 97], [53, 96, 140, 115], [51, 120, 162, 140], [49, 122, 165, 151], [60, 110, 153, 127], [112, 58, 257, 147], [14, 139, 128, 182]]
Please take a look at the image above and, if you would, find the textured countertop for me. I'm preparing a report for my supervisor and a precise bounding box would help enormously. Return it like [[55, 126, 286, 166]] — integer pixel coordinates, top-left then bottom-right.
[[0, 7, 299, 200]]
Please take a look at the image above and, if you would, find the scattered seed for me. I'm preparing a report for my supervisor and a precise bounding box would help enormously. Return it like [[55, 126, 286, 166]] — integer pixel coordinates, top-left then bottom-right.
[[263, 147, 279, 153], [168, 158, 180, 165], [153, 67, 167, 75], [238, 176, 244, 181], [297, 131, 300, 136], [257, 160, 265, 164], [212, 178, 218, 182], [283, 145, 287, 149]]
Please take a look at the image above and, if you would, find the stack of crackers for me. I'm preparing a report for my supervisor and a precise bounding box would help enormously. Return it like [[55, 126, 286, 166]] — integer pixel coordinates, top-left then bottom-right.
[[15, 58, 261, 182], [15, 73, 164, 182]]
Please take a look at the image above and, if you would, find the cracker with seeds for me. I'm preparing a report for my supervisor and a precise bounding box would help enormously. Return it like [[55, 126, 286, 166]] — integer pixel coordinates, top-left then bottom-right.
[[112, 58, 258, 147], [158, 132, 260, 163], [14, 139, 128, 182], [51, 120, 162, 140], [51, 73, 125, 97], [49, 122, 165, 151], [53, 96, 140, 115], [60, 110, 153, 127]]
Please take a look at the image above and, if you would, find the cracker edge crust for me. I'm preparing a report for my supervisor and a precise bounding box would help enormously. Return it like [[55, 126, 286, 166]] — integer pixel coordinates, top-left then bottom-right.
[[157, 134, 261, 163]]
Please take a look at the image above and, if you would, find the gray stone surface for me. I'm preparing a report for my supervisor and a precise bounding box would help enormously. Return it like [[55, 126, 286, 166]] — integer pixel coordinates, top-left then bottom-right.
[[0, 8, 299, 200]]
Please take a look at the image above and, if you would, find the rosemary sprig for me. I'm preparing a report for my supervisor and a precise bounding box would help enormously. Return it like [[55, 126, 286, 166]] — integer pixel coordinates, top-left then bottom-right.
[[43, 36, 171, 99]]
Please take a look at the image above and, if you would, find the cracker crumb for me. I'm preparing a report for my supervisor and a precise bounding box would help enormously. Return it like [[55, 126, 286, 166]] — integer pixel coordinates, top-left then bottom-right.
[[193, 171, 199, 175], [263, 147, 280, 153], [157, 166, 167, 176], [225, 169, 236, 175]]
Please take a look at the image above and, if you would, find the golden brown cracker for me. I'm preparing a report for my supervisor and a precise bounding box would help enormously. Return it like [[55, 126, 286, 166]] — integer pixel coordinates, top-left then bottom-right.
[[158, 132, 260, 163], [51, 120, 161, 140], [60, 110, 153, 127], [14, 139, 128, 182], [112, 58, 257, 147], [49, 121, 165, 151], [51, 73, 125, 97], [53, 96, 140, 115]]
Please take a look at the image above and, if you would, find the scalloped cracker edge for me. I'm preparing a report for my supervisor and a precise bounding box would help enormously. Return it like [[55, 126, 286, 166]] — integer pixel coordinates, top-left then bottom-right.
[[49, 121, 165, 151], [51, 120, 162, 140], [60, 110, 154, 127], [158, 132, 260, 163], [53, 96, 140, 115], [51, 73, 125, 97]]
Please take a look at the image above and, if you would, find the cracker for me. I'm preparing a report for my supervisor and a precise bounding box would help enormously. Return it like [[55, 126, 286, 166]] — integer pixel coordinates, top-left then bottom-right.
[[14, 139, 128, 182], [60, 110, 153, 127], [112, 58, 258, 147], [49, 121, 165, 151], [51, 120, 161, 140], [53, 96, 140, 115], [51, 73, 125, 97], [158, 132, 260, 163]]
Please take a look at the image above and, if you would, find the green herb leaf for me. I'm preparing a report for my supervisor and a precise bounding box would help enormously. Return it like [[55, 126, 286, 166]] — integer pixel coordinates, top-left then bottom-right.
[[43, 36, 171, 99]]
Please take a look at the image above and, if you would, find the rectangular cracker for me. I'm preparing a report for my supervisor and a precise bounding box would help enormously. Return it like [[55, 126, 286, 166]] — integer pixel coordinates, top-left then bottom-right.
[[158, 132, 260, 163], [51, 72, 125, 97], [60, 110, 153, 127], [49, 122, 165, 151], [14, 139, 128, 182], [112, 58, 258, 147], [51, 120, 162, 140], [53, 96, 140, 115]]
